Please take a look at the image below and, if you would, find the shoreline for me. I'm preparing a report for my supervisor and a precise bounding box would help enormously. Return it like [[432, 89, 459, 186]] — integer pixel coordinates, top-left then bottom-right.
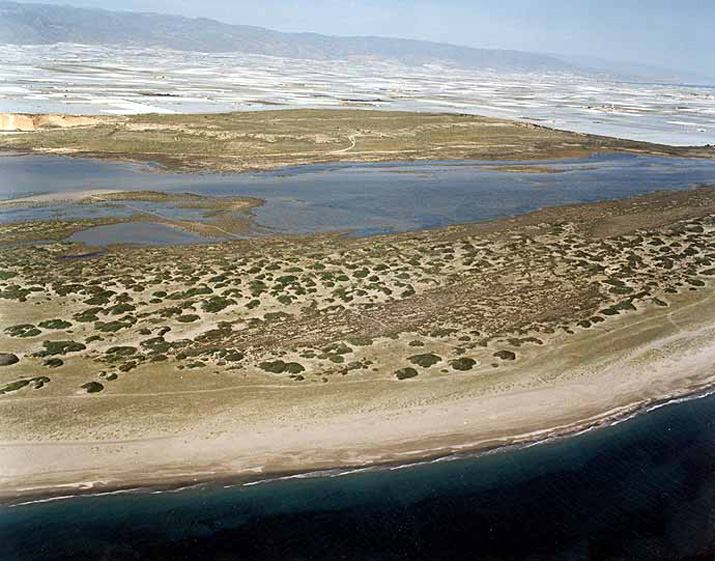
[[5, 373, 715, 508], [2, 144, 714, 178], [3, 286, 715, 504]]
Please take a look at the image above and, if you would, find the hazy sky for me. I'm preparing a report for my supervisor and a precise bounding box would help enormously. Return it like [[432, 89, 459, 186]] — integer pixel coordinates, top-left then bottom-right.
[[16, 0, 715, 78]]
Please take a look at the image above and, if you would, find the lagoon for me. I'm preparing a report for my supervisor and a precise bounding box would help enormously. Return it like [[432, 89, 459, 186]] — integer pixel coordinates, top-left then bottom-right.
[[2, 153, 715, 242]]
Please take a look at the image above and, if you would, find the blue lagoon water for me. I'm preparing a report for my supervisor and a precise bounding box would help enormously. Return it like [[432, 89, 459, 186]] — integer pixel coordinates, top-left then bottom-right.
[[2, 153, 715, 240]]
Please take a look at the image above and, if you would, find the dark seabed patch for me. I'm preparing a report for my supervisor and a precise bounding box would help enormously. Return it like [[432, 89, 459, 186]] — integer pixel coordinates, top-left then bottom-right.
[[5, 391, 715, 560]]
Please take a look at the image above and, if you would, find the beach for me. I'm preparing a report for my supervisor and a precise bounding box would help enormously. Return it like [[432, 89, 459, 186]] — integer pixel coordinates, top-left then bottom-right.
[[2, 274, 715, 502]]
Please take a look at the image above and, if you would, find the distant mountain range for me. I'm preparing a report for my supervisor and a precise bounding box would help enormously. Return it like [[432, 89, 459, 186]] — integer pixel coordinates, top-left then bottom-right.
[[1, 1, 711, 85]]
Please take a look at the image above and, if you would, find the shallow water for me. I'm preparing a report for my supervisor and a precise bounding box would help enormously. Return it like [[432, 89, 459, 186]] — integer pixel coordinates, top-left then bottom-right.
[[4, 390, 715, 560], [2, 153, 715, 242], [67, 221, 222, 246]]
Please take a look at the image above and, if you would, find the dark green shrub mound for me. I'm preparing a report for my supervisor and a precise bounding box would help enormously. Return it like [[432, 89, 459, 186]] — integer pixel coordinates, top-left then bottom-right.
[[264, 311, 291, 322], [141, 337, 171, 354], [106, 303, 136, 315], [4, 324, 41, 338], [39, 341, 86, 356], [81, 381, 104, 394], [105, 346, 137, 357], [346, 336, 373, 347], [285, 362, 305, 374], [493, 350, 516, 361], [395, 367, 419, 380], [450, 357, 477, 371], [260, 360, 287, 373], [408, 353, 442, 368], [38, 319, 73, 330], [259, 360, 305, 374], [44, 358, 64, 368], [214, 349, 244, 362], [177, 314, 200, 323], [0, 353, 19, 366], [31, 376, 50, 389], [0, 379, 28, 394], [0, 376, 50, 394], [322, 343, 353, 355], [0, 285, 31, 301], [73, 308, 103, 323], [202, 296, 236, 313]]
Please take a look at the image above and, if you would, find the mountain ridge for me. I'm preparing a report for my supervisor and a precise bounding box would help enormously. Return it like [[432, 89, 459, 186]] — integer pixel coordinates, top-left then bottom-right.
[[1, 0, 711, 84]]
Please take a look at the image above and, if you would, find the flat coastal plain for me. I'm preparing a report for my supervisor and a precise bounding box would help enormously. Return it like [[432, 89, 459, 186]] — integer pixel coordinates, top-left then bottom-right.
[[2, 110, 715, 500]]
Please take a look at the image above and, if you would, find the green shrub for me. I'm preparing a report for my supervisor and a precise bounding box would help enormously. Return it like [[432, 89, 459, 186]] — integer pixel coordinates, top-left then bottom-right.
[[81, 381, 104, 393], [44, 358, 64, 368], [408, 353, 442, 368], [450, 358, 476, 371], [285, 362, 305, 374], [346, 336, 373, 346], [260, 360, 287, 373], [177, 314, 200, 323], [95, 319, 133, 333], [106, 303, 135, 315], [39, 340, 86, 356], [106, 346, 137, 357], [259, 360, 304, 374], [4, 324, 41, 338], [0, 379, 29, 394], [118, 361, 138, 372], [141, 337, 171, 353], [395, 367, 419, 380], [74, 307, 103, 323], [38, 319, 72, 330], [202, 296, 235, 313]]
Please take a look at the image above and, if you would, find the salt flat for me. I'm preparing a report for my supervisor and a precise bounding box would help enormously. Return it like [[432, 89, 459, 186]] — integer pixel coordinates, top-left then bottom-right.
[[1, 43, 714, 145]]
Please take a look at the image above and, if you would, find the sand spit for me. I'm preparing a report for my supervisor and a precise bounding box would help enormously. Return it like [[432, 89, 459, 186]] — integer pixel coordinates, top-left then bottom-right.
[[2, 296, 715, 502], [2, 183, 715, 499]]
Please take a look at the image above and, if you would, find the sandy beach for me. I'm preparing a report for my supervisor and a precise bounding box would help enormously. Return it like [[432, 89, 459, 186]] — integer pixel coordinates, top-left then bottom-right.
[[2, 281, 715, 502]]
